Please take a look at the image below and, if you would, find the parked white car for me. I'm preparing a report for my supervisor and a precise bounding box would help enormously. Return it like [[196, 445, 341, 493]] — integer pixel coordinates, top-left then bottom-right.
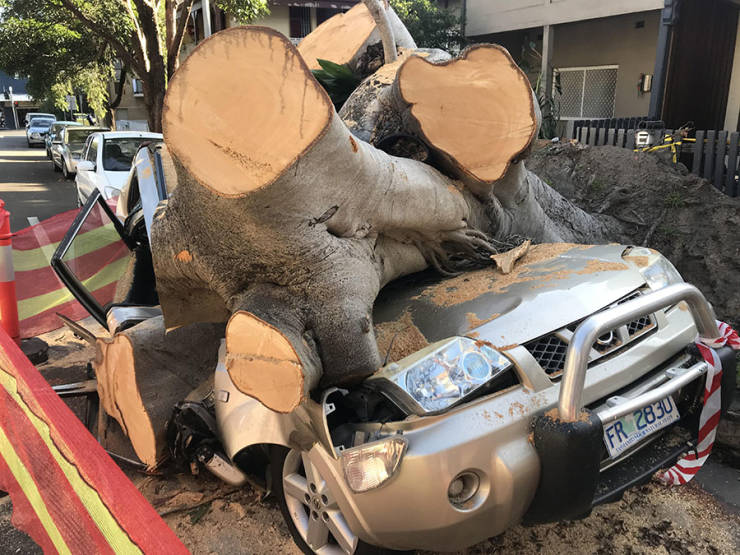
[[75, 131, 162, 204]]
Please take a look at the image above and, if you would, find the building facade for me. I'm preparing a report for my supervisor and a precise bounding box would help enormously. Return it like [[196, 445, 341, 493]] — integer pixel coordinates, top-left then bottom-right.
[[466, 0, 740, 133], [1, 71, 40, 129]]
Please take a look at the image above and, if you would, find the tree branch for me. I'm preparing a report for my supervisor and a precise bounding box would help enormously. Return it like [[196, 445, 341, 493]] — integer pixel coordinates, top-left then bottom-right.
[[108, 64, 129, 110], [168, 0, 195, 77], [121, 0, 151, 72], [363, 0, 397, 63], [56, 0, 145, 77]]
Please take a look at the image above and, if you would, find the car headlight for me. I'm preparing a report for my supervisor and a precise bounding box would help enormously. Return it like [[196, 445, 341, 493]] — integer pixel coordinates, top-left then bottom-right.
[[623, 247, 683, 291], [369, 337, 513, 415], [341, 437, 407, 492]]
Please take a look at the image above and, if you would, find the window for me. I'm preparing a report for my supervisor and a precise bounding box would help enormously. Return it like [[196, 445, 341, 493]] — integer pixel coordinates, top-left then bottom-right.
[[132, 78, 144, 97], [289, 6, 312, 38], [556, 66, 618, 120], [102, 138, 146, 171], [316, 8, 344, 26], [86, 137, 100, 163]]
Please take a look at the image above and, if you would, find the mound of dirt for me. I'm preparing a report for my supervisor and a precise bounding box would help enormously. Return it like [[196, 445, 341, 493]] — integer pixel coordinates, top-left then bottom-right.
[[529, 143, 740, 329]]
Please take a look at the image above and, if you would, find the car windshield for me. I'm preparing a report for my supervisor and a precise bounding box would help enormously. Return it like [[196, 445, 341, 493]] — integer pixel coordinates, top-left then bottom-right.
[[66, 128, 100, 155], [30, 119, 54, 129], [102, 138, 149, 171]]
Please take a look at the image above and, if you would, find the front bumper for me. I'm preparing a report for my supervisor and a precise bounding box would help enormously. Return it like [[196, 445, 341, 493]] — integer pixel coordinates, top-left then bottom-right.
[[28, 134, 45, 144], [307, 285, 731, 552]]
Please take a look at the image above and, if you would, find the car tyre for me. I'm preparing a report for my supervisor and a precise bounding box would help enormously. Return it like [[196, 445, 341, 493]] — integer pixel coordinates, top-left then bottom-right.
[[62, 162, 72, 180], [52, 159, 60, 172], [271, 446, 404, 555]]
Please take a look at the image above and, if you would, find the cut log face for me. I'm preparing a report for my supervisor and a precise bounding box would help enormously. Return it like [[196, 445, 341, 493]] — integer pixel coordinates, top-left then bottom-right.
[[298, 3, 376, 71], [94, 317, 223, 469], [225, 311, 307, 413], [397, 45, 537, 185], [163, 26, 333, 197], [297, 2, 415, 72]]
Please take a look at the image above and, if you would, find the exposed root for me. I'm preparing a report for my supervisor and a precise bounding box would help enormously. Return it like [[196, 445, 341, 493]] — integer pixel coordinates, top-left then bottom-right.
[[416, 228, 528, 276]]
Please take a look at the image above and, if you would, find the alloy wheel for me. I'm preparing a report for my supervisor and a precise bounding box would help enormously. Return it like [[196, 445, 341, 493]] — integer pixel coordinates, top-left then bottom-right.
[[282, 449, 358, 555]]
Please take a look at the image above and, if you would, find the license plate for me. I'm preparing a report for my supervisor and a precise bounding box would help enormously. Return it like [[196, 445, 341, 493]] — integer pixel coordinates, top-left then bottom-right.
[[602, 396, 680, 458]]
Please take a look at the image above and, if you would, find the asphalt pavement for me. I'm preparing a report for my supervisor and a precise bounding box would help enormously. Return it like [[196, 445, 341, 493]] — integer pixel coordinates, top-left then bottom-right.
[[0, 129, 78, 232]]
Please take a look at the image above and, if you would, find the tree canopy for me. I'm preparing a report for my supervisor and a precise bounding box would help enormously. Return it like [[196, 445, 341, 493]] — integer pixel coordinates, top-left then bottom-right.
[[390, 0, 464, 52], [0, 0, 269, 130]]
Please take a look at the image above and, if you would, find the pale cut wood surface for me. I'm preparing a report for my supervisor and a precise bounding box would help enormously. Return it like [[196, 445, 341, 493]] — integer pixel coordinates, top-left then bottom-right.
[[226, 311, 305, 413], [162, 27, 332, 197], [297, 3, 376, 71], [399, 45, 537, 183]]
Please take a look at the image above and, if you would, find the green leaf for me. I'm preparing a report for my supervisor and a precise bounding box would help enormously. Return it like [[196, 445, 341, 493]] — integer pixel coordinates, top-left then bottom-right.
[[316, 59, 355, 80]]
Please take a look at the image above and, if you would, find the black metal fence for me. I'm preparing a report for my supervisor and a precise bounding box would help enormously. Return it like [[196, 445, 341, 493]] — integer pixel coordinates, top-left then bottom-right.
[[570, 119, 739, 197]]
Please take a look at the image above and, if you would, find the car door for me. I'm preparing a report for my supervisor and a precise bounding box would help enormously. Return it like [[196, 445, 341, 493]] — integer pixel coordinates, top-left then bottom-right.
[[75, 136, 99, 203], [52, 129, 65, 166]]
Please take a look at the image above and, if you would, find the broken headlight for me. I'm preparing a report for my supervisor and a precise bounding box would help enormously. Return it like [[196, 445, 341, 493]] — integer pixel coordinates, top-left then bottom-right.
[[624, 247, 683, 291], [368, 337, 513, 415]]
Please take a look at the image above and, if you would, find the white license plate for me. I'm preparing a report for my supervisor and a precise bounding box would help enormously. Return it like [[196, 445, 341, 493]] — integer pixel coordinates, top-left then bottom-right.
[[602, 396, 680, 458]]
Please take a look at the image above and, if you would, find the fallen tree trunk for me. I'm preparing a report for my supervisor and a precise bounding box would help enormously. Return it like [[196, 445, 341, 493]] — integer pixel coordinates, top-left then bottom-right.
[[297, 1, 414, 72], [148, 25, 623, 413], [94, 317, 223, 469]]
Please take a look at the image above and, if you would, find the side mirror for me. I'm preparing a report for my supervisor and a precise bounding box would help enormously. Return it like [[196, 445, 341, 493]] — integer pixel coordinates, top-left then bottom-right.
[[77, 160, 96, 172]]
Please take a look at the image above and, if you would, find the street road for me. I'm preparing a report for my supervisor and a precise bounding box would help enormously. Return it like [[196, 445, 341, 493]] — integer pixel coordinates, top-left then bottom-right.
[[0, 129, 78, 231]]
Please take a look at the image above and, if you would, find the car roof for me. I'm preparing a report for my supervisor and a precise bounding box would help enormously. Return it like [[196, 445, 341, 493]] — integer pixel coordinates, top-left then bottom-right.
[[52, 121, 83, 127], [28, 113, 55, 117], [97, 131, 163, 139], [66, 127, 110, 134]]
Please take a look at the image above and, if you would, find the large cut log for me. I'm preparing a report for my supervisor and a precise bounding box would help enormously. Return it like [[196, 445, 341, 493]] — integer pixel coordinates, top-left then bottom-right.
[[154, 26, 508, 412], [341, 44, 538, 196], [94, 316, 223, 469], [297, 2, 415, 71], [151, 25, 623, 413]]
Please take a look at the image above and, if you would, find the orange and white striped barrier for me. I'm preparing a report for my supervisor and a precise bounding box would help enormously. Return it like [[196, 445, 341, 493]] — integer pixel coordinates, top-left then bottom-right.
[[12, 205, 128, 338], [0, 326, 188, 552], [0, 200, 19, 343]]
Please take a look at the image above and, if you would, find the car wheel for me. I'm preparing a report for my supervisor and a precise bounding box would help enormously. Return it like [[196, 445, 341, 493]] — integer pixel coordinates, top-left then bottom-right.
[[62, 163, 72, 180], [272, 446, 402, 555], [52, 159, 60, 172]]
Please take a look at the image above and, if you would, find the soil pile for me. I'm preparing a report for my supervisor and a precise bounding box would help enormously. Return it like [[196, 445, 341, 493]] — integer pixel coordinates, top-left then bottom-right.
[[529, 143, 740, 328]]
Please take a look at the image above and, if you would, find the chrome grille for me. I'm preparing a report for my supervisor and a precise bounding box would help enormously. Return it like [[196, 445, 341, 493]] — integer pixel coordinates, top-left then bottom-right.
[[627, 315, 652, 335], [527, 335, 569, 374], [526, 289, 657, 376]]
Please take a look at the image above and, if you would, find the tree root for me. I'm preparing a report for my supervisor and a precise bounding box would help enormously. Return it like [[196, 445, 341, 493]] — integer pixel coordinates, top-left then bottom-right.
[[417, 228, 527, 276]]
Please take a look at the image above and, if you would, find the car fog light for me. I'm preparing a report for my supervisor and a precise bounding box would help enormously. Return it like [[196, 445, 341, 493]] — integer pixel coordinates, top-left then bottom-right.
[[341, 437, 407, 493], [448, 472, 480, 506]]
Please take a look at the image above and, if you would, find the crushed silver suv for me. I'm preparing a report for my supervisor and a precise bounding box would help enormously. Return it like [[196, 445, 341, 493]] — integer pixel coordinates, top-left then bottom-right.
[[54, 144, 737, 555]]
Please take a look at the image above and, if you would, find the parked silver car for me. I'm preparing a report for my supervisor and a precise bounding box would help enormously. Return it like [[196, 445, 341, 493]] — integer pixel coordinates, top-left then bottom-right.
[[26, 117, 56, 147], [50, 126, 108, 179], [45, 121, 83, 158], [54, 145, 737, 555]]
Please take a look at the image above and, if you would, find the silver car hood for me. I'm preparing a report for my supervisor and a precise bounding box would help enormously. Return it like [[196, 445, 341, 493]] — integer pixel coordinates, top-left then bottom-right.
[[373, 243, 646, 349]]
